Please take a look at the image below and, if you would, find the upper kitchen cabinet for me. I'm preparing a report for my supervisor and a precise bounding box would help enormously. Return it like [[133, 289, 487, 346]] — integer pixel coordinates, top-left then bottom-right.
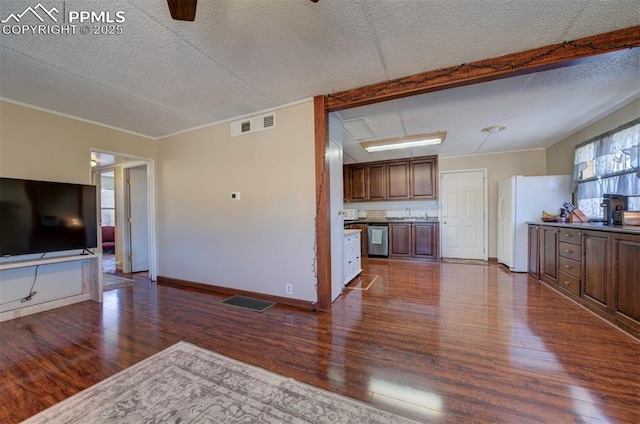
[[348, 165, 367, 201], [410, 157, 438, 199], [368, 163, 387, 200], [387, 161, 411, 200], [345, 155, 438, 202], [347, 163, 386, 201]]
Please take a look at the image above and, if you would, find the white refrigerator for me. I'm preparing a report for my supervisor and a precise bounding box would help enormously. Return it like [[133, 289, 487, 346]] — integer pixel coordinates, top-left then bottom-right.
[[497, 175, 572, 272]]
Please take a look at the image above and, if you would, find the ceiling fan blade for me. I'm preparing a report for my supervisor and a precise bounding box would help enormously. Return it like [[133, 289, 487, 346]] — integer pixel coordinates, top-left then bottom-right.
[[167, 0, 197, 21]]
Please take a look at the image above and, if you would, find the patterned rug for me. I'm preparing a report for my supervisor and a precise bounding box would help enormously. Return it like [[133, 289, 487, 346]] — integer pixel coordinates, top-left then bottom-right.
[[22, 342, 419, 423], [103, 274, 136, 291]]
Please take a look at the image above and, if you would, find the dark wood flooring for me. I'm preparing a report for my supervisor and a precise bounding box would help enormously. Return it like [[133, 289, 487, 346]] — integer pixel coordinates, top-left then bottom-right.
[[1, 260, 639, 423]]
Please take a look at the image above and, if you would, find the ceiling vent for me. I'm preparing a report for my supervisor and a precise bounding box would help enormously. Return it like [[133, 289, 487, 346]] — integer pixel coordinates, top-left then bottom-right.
[[231, 113, 276, 136]]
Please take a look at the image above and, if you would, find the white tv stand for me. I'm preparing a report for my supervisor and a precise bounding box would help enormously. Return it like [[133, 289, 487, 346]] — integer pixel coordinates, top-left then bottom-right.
[[0, 253, 103, 322]]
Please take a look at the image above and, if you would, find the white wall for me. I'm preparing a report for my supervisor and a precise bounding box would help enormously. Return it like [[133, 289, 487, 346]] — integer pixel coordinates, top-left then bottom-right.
[[157, 101, 317, 302]]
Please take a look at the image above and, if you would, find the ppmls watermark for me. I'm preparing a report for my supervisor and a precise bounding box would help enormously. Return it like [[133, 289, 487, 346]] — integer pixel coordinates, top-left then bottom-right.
[[1, 2, 125, 36]]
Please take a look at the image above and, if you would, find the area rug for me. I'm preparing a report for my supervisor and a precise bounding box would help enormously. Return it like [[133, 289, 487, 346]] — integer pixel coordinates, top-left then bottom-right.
[[22, 341, 419, 424], [103, 274, 136, 291]]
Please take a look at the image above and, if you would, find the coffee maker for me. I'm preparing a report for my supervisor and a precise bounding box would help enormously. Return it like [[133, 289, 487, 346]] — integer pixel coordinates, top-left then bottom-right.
[[602, 194, 628, 225]]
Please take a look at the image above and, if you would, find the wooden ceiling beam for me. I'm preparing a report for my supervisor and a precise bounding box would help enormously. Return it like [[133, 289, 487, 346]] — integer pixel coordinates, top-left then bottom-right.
[[326, 26, 640, 112]]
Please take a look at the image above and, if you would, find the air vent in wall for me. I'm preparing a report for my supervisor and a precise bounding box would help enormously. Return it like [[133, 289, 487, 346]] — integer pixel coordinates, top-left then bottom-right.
[[231, 113, 276, 136]]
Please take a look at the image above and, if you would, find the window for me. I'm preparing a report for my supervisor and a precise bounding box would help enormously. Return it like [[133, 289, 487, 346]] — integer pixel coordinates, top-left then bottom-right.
[[573, 118, 640, 219], [100, 173, 116, 226]]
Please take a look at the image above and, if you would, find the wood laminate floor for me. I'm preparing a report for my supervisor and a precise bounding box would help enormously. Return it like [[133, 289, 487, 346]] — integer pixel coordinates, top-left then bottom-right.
[[1, 260, 638, 423]]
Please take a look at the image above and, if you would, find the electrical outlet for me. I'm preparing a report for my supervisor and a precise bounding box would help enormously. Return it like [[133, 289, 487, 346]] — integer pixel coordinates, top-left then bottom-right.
[[285, 284, 293, 295]]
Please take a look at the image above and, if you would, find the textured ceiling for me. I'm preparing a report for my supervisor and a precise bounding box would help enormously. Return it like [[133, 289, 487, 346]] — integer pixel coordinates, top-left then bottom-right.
[[1, 0, 639, 159]]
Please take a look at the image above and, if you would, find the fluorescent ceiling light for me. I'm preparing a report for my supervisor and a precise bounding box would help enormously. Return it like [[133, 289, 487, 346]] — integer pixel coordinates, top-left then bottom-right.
[[360, 131, 446, 152]]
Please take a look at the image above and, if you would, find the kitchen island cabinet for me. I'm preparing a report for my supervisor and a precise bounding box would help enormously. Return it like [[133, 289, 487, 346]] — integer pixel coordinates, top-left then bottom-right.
[[343, 230, 362, 285], [528, 222, 640, 339], [345, 223, 368, 256]]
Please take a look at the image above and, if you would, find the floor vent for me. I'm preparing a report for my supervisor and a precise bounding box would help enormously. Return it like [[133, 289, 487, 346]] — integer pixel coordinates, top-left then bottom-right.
[[231, 113, 276, 136]]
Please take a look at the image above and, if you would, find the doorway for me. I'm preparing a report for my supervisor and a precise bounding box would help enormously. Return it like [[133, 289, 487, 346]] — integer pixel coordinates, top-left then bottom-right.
[[439, 169, 488, 260], [91, 150, 157, 281]]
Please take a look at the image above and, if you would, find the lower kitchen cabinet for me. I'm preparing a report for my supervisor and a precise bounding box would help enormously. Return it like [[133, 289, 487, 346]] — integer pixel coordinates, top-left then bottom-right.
[[612, 233, 640, 333], [389, 223, 412, 257], [412, 223, 438, 259], [389, 222, 439, 260], [345, 223, 368, 256], [582, 230, 610, 311], [343, 231, 362, 285], [528, 225, 540, 279], [540, 226, 559, 285], [528, 223, 640, 339]]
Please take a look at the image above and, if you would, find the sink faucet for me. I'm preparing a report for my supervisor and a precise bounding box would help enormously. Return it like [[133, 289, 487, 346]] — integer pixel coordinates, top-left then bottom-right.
[[405, 208, 411, 219]]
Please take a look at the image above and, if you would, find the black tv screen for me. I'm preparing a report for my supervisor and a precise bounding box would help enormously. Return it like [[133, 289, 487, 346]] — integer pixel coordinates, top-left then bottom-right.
[[0, 177, 98, 256]]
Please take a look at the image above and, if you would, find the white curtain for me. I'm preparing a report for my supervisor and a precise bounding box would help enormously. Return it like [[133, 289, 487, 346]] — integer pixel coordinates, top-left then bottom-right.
[[573, 119, 640, 219]]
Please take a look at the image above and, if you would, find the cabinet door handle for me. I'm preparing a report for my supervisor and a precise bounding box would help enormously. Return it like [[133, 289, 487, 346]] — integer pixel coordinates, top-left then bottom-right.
[[565, 249, 572, 253], [565, 264, 571, 269], [563, 281, 571, 286], [565, 234, 572, 238]]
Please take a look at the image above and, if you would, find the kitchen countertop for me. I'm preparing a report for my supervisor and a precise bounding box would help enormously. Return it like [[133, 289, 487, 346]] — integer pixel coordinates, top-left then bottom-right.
[[345, 218, 440, 224], [343, 229, 361, 236], [529, 221, 640, 235]]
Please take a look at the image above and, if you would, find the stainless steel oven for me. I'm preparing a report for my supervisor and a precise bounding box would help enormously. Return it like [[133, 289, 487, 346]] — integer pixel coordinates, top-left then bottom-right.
[[367, 224, 388, 257]]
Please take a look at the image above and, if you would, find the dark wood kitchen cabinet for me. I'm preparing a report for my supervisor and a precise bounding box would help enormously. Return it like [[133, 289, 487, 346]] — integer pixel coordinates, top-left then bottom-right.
[[348, 165, 367, 201], [529, 223, 640, 339], [346, 163, 386, 201], [611, 233, 640, 333], [344, 155, 438, 202], [389, 223, 412, 257], [412, 223, 438, 259], [389, 222, 439, 260], [556, 228, 582, 297], [528, 224, 540, 279], [343, 165, 350, 202], [387, 161, 410, 200], [582, 230, 610, 311], [540, 226, 559, 285], [410, 157, 438, 199], [367, 163, 387, 201]]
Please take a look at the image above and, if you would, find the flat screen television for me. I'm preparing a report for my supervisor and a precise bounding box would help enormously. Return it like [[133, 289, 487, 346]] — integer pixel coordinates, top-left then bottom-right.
[[0, 177, 98, 256]]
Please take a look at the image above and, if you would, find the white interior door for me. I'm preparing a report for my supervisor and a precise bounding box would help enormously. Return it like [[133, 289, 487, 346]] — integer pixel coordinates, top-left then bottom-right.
[[440, 170, 487, 260], [127, 166, 149, 272]]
